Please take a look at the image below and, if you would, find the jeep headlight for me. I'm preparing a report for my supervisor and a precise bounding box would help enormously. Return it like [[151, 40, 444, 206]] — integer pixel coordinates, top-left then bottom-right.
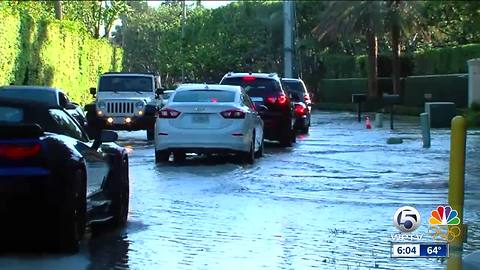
[[97, 101, 106, 110], [135, 101, 145, 109]]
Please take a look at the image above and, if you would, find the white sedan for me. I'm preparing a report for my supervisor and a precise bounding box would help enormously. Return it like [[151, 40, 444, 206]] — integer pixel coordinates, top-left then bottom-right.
[[154, 84, 264, 164]]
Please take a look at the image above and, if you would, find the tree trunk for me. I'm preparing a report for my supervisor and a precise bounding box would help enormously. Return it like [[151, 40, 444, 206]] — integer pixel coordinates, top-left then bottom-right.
[[54, 1, 62, 20], [391, 1, 401, 95], [366, 29, 378, 98]]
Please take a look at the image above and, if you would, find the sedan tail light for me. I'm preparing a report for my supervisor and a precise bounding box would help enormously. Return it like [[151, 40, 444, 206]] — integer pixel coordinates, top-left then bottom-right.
[[221, 109, 246, 119], [0, 143, 41, 160], [159, 108, 181, 118]]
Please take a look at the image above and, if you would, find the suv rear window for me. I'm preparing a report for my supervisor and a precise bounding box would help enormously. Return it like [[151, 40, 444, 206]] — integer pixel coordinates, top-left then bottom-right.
[[172, 90, 235, 103], [99, 76, 153, 92], [282, 80, 306, 94], [221, 77, 282, 97]]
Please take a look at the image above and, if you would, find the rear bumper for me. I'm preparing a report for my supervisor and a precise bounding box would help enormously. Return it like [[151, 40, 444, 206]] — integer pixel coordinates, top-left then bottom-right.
[[155, 120, 252, 153], [259, 112, 293, 140]]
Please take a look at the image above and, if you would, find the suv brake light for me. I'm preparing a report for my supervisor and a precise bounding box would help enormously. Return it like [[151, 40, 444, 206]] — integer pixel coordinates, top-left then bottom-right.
[[266, 96, 276, 104], [0, 143, 41, 160], [277, 94, 288, 105], [159, 108, 181, 118], [221, 109, 246, 119], [242, 76, 256, 81], [294, 103, 307, 116]]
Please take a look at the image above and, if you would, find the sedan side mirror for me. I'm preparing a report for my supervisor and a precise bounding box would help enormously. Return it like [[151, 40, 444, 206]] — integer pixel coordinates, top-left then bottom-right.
[[90, 87, 97, 97], [92, 130, 118, 150]]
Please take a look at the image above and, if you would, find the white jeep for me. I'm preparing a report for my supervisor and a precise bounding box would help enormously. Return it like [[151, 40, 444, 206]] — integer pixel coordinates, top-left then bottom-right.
[[85, 72, 164, 140]]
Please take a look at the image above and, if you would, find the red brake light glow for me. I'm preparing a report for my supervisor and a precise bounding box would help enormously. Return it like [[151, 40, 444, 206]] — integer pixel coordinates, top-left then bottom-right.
[[210, 98, 218, 103], [0, 144, 41, 160], [277, 94, 288, 105], [221, 109, 246, 119], [266, 96, 276, 104], [294, 104, 307, 116], [159, 108, 181, 118], [242, 76, 256, 82]]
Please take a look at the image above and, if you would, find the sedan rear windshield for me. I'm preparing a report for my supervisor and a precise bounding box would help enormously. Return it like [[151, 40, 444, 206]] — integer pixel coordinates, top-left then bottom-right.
[[0, 89, 57, 106], [172, 90, 235, 103], [99, 76, 153, 92], [221, 77, 282, 97], [0, 106, 23, 123]]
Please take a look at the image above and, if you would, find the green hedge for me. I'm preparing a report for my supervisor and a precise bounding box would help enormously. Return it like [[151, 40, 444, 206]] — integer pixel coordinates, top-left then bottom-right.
[[414, 44, 480, 75], [0, 8, 122, 105], [403, 74, 468, 107], [318, 74, 468, 108]]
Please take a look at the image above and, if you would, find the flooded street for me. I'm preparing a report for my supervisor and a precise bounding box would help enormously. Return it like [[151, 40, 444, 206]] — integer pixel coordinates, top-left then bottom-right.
[[1, 111, 479, 270]]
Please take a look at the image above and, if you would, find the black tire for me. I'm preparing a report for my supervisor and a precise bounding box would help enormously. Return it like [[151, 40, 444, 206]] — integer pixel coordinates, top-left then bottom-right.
[[241, 134, 255, 164], [55, 168, 86, 253], [301, 126, 309, 134], [279, 125, 294, 147], [254, 135, 264, 158], [173, 152, 186, 163], [155, 150, 170, 163], [147, 129, 155, 140]]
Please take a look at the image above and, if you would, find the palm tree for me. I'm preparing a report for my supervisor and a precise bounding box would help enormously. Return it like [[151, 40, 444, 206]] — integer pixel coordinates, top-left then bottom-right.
[[313, 1, 386, 98], [386, 0, 426, 95]]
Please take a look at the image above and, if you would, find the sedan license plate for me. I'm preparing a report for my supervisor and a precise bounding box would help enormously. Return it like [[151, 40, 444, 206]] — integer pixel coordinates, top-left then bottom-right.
[[192, 115, 209, 123]]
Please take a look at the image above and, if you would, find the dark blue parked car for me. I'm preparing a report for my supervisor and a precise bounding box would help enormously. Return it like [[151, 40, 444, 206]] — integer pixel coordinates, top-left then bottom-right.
[[0, 98, 129, 252]]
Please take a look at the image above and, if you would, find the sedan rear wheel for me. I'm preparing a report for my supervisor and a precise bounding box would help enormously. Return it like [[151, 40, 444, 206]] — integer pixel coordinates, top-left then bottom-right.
[[242, 133, 255, 164], [254, 135, 264, 158]]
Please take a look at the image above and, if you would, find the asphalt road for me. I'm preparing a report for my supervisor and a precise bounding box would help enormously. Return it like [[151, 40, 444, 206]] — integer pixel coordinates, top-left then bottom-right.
[[1, 111, 479, 270]]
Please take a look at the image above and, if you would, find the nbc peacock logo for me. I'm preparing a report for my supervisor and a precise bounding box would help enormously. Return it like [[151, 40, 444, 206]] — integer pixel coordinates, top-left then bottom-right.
[[428, 205, 461, 242], [428, 206, 461, 225]]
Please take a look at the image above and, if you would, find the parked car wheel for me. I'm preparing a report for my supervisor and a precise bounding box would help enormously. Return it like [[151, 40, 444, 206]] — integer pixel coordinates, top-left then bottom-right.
[[55, 168, 86, 253], [279, 124, 294, 147]]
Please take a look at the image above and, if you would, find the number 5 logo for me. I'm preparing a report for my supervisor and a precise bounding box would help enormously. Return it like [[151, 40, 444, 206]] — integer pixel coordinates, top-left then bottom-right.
[[393, 206, 421, 233]]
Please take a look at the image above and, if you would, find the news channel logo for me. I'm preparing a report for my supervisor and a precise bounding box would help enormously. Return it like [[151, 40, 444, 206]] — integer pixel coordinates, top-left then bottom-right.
[[391, 205, 462, 242], [428, 205, 461, 242], [392, 206, 423, 241], [393, 206, 421, 233]]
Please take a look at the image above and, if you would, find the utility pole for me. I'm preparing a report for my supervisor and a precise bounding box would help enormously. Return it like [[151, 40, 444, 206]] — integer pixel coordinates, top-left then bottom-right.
[[283, 0, 294, 78], [181, 0, 186, 83]]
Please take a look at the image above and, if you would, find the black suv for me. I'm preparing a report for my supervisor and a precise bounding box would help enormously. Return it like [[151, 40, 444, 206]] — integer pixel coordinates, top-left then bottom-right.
[[220, 72, 295, 146], [281, 78, 312, 134]]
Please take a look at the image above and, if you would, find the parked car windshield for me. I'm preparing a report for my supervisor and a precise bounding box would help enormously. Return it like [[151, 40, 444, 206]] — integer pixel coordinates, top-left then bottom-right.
[[172, 90, 235, 103], [99, 76, 153, 92], [221, 77, 281, 97]]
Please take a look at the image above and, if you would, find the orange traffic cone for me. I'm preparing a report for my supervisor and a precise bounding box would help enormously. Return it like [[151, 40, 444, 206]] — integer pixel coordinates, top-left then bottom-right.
[[366, 116, 372, 129]]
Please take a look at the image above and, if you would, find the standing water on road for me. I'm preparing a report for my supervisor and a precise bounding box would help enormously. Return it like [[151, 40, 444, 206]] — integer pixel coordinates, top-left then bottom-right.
[[1, 111, 479, 270]]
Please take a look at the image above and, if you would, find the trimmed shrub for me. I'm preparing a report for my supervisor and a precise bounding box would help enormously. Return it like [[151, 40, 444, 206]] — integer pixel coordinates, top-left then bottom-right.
[[403, 74, 468, 107], [318, 78, 367, 103], [414, 44, 480, 75], [0, 9, 122, 105]]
